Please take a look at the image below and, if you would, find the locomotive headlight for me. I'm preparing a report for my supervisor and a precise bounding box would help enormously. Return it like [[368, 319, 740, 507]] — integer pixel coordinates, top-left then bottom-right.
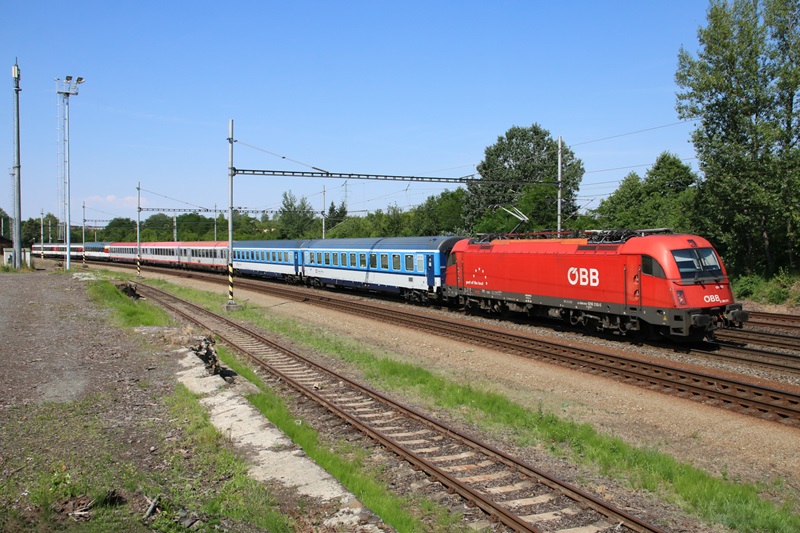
[[676, 290, 687, 306]]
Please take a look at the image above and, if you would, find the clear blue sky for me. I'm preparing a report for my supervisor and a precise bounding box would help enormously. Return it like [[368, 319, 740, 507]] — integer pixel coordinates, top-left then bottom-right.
[[2, 1, 709, 227]]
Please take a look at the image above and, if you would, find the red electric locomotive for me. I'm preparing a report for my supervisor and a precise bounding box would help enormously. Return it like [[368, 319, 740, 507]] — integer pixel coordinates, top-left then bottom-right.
[[442, 229, 748, 340]]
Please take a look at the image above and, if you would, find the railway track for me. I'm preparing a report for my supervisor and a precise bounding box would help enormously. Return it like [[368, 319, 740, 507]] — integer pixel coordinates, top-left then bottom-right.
[[91, 262, 800, 425], [135, 282, 663, 533], [217, 277, 800, 427], [691, 339, 800, 374], [715, 328, 800, 354], [747, 311, 800, 333], [109, 262, 800, 426]]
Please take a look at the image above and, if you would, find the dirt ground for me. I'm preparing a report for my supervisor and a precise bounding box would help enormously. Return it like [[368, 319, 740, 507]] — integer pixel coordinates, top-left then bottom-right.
[[2, 266, 799, 532]]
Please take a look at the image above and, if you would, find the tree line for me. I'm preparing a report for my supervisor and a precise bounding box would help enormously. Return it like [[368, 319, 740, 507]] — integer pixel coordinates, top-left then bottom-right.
[[3, 0, 797, 278]]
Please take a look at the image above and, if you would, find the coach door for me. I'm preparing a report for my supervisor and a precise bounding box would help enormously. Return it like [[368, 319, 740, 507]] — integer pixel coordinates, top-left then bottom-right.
[[425, 254, 435, 288]]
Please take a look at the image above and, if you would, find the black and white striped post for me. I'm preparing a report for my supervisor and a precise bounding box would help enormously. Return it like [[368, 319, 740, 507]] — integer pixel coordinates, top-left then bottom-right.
[[224, 119, 241, 311], [136, 182, 142, 278]]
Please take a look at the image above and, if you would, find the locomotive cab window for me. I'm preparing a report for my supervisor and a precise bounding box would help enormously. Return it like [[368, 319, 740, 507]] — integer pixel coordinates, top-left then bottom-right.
[[671, 248, 723, 280]]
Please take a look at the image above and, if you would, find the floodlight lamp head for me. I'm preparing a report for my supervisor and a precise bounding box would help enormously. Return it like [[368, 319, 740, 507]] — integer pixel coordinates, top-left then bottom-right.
[[76, 77, 84, 84], [65, 75, 73, 82]]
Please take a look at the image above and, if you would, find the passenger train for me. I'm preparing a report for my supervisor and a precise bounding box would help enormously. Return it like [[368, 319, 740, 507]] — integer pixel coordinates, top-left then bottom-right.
[[32, 230, 748, 341]]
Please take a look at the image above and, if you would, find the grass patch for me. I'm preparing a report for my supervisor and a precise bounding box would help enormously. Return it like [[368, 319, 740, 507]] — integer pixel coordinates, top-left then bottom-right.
[[157, 384, 294, 532], [87, 279, 173, 327], [0, 396, 155, 532], [145, 278, 800, 532]]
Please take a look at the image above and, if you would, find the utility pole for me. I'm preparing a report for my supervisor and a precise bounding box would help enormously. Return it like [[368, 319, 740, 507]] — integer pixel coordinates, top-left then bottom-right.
[[136, 182, 141, 277], [40, 209, 44, 258], [12, 61, 22, 268], [82, 202, 87, 268], [225, 119, 239, 310], [557, 136, 562, 233]]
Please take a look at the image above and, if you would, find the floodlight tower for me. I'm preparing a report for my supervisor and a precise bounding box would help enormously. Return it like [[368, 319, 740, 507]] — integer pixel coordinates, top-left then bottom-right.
[[56, 75, 85, 269]]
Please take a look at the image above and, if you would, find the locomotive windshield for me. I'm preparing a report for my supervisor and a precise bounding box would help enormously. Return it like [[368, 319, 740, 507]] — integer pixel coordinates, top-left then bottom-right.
[[671, 248, 724, 281]]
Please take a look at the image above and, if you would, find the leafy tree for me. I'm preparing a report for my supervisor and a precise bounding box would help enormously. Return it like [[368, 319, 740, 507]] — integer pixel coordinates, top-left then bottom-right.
[[407, 188, 467, 235], [326, 201, 348, 226], [101, 217, 137, 242], [176, 213, 214, 241], [465, 123, 584, 233], [326, 215, 374, 238], [594, 153, 699, 232], [676, 0, 800, 274], [0, 207, 8, 239], [140, 214, 173, 241], [276, 191, 317, 239]]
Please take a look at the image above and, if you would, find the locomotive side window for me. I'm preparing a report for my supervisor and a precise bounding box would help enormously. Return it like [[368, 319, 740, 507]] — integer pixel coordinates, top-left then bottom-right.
[[642, 255, 665, 278]]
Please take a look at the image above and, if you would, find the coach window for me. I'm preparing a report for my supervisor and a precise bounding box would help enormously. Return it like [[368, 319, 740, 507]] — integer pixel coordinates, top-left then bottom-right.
[[642, 255, 665, 278], [370, 253, 378, 269], [324, 252, 330, 265], [380, 254, 389, 270], [405, 254, 414, 271], [359, 253, 366, 268], [392, 254, 401, 270], [416, 254, 424, 272], [332, 253, 339, 266]]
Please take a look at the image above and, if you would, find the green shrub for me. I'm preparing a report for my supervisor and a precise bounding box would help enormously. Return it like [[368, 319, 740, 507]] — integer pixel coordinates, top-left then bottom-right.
[[732, 275, 764, 299]]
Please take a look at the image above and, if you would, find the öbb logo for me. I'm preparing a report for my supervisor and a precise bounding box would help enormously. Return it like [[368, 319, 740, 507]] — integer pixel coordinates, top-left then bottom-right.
[[568, 267, 599, 286], [703, 294, 722, 303]]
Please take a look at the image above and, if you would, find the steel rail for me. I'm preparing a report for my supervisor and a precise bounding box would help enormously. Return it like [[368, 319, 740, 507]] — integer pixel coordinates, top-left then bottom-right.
[[747, 311, 800, 332]]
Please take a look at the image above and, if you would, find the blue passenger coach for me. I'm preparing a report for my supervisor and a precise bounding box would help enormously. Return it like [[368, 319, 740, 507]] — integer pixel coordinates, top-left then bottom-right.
[[297, 236, 463, 302], [231, 236, 463, 302], [233, 240, 303, 280]]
